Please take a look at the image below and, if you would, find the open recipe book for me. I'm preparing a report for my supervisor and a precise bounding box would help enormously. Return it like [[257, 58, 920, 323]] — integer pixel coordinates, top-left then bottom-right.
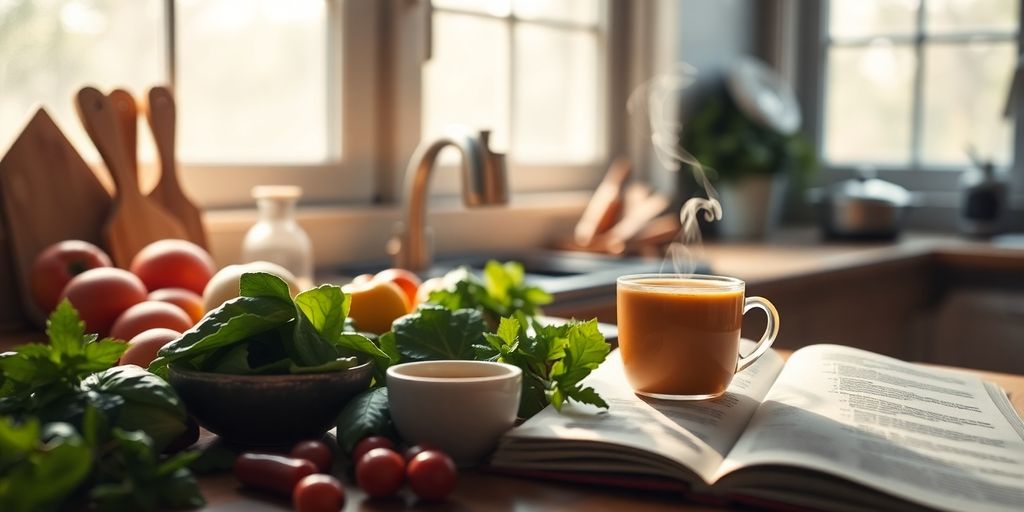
[[489, 343, 1024, 512]]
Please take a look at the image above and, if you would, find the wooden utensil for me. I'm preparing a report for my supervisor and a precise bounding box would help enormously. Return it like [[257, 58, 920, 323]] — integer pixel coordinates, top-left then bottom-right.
[[145, 86, 208, 248], [76, 86, 187, 268], [574, 157, 631, 247], [108, 89, 138, 176], [0, 108, 112, 324]]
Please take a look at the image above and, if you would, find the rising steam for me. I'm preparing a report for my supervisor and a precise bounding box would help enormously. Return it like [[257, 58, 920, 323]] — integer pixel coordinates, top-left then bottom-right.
[[627, 63, 722, 275]]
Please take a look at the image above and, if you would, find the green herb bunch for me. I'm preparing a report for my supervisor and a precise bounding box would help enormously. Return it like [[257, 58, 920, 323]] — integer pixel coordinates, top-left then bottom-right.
[[0, 302, 202, 512], [335, 260, 610, 452]]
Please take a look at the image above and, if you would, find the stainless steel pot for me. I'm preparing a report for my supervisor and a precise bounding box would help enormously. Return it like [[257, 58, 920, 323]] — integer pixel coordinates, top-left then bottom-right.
[[816, 176, 913, 239]]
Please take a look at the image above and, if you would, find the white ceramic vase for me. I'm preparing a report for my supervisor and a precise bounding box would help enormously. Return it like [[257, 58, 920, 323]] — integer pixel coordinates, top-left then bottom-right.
[[715, 173, 788, 240]]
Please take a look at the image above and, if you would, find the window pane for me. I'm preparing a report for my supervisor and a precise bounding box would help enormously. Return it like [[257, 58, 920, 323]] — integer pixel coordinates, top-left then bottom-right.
[[921, 41, 1015, 166], [514, 24, 599, 164], [423, 12, 510, 151], [926, 0, 1018, 33], [829, 0, 917, 38], [823, 43, 915, 164], [513, 0, 599, 25], [433, 0, 511, 17], [176, 0, 328, 164], [0, 0, 164, 163]]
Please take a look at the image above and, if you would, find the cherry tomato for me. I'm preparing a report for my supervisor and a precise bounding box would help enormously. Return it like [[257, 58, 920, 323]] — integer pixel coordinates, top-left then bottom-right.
[[234, 453, 317, 496], [290, 440, 333, 473], [355, 448, 405, 498], [352, 436, 395, 463], [402, 442, 440, 462], [293, 474, 345, 512], [406, 450, 457, 501]]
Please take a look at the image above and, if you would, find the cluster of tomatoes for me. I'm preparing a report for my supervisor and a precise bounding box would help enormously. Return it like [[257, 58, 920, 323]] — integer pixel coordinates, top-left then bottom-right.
[[234, 436, 457, 511], [31, 239, 216, 365]]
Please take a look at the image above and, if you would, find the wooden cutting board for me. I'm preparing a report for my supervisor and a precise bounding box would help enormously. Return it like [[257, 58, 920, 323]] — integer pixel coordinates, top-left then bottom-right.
[[146, 86, 208, 249], [76, 86, 187, 268], [0, 108, 113, 325]]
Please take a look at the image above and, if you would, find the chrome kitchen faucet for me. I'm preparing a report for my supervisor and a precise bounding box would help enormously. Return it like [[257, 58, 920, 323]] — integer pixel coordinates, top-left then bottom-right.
[[387, 127, 508, 272]]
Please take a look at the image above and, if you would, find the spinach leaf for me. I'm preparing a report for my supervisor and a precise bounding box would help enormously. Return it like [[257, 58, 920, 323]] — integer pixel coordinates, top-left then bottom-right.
[[149, 295, 295, 375], [390, 306, 487, 362], [288, 285, 348, 367], [335, 387, 394, 454]]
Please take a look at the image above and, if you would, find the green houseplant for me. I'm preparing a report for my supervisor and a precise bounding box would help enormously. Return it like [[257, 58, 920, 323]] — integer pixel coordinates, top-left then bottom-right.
[[682, 85, 816, 238]]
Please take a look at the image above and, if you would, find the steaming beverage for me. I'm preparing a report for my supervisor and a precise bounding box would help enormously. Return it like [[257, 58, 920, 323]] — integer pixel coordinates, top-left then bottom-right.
[[616, 274, 780, 400]]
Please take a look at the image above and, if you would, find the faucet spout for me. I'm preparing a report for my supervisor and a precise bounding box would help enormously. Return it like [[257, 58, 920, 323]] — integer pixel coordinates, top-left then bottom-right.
[[388, 127, 509, 272]]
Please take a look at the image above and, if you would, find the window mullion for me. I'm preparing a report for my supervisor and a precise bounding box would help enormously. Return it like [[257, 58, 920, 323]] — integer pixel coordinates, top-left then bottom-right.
[[507, 13, 516, 156], [909, 0, 928, 171]]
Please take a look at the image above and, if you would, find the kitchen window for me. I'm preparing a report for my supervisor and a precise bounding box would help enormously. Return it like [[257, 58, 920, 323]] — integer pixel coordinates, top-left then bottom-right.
[[1, 0, 616, 210], [817, 0, 1020, 173]]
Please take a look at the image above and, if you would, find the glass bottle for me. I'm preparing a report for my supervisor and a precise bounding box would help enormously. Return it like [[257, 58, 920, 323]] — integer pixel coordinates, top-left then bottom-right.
[[241, 186, 314, 289]]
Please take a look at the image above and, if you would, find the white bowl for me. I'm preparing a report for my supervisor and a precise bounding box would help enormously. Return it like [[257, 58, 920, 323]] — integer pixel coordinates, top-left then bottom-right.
[[387, 360, 521, 467]]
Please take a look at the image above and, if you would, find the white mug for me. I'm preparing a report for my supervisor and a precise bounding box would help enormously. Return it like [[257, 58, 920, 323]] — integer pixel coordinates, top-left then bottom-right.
[[387, 360, 521, 467]]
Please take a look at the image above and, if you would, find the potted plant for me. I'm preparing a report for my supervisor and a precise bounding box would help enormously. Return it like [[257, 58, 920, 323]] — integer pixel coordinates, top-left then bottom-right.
[[681, 79, 816, 239]]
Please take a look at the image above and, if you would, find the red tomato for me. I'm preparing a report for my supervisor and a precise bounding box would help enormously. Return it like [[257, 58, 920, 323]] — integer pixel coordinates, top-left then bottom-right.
[[290, 440, 333, 473], [234, 453, 317, 496], [352, 436, 395, 464], [30, 240, 112, 314], [148, 287, 204, 324], [60, 267, 148, 336], [120, 328, 181, 368], [406, 450, 457, 501], [129, 239, 216, 295], [373, 268, 421, 311], [110, 301, 193, 342], [403, 442, 440, 462], [293, 474, 345, 512], [355, 448, 405, 498]]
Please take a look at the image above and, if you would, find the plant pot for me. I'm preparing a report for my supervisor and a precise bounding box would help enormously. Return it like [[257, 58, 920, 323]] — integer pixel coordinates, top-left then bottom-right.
[[714, 174, 788, 240]]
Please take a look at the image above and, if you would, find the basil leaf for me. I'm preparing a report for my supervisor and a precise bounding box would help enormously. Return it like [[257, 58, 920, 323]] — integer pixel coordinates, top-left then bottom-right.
[[0, 418, 92, 512], [80, 366, 188, 451], [391, 306, 486, 362], [335, 387, 394, 453]]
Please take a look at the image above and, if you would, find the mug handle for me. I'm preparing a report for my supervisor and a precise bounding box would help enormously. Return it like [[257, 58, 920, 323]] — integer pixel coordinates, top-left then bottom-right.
[[736, 296, 780, 373]]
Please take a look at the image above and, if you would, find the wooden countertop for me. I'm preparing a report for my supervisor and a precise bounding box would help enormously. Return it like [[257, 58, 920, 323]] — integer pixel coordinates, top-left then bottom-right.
[[198, 352, 1024, 512], [700, 228, 1024, 285]]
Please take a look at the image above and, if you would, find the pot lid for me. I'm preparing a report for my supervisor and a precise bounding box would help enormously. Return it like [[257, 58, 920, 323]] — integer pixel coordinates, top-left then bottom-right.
[[828, 175, 912, 207]]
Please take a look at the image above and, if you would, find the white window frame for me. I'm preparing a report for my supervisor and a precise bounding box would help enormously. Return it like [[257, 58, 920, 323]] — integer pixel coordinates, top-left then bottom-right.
[[173, 0, 380, 209], [171, 0, 629, 210]]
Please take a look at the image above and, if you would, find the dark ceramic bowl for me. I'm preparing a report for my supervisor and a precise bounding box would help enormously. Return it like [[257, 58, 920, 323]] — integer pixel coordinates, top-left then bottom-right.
[[168, 362, 373, 447]]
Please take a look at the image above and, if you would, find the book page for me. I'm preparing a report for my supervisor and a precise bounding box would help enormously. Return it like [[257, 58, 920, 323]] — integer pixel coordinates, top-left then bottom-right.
[[493, 341, 785, 484], [717, 344, 1024, 512]]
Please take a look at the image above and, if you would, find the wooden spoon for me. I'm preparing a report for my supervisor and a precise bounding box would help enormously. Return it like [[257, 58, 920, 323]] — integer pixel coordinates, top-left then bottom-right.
[[145, 86, 208, 249], [76, 86, 187, 268], [108, 89, 138, 176]]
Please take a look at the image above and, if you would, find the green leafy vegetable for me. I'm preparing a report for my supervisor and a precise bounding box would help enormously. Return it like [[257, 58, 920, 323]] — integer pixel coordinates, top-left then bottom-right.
[[150, 272, 384, 377], [482, 316, 610, 418], [335, 387, 394, 453], [0, 305, 204, 511], [0, 418, 92, 512], [390, 306, 488, 362], [425, 261, 552, 326]]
